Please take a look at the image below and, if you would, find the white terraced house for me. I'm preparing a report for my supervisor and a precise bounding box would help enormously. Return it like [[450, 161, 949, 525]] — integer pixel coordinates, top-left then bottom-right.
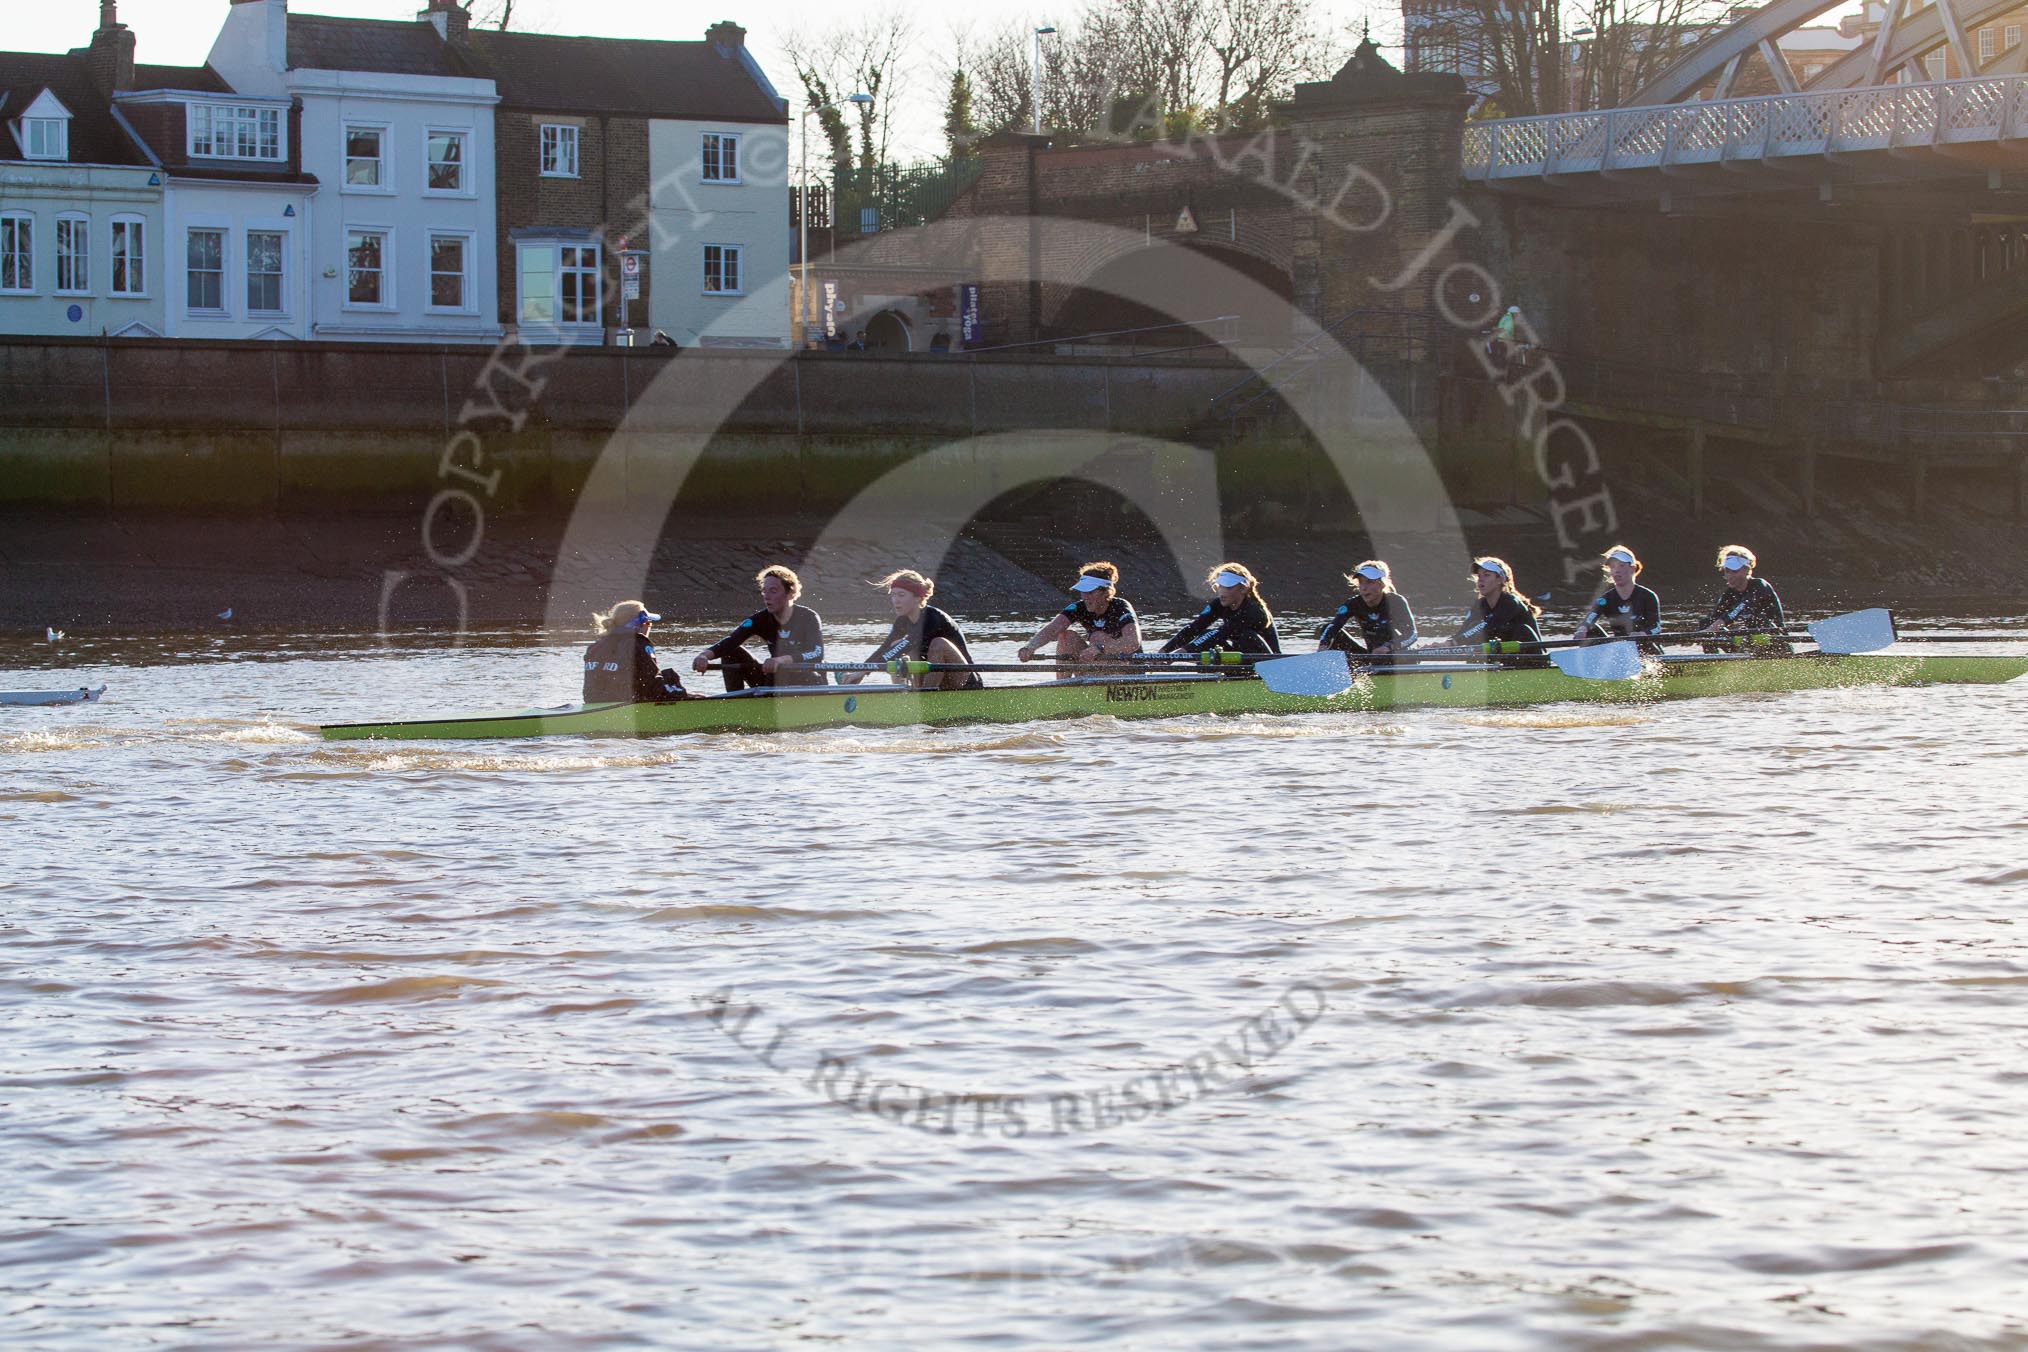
[[208, 0, 501, 343], [0, 5, 167, 339]]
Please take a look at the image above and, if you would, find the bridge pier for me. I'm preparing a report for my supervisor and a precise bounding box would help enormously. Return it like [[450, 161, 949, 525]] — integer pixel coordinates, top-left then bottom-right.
[[2017, 456, 2028, 523], [1910, 460, 1928, 524], [1798, 441, 1817, 518]]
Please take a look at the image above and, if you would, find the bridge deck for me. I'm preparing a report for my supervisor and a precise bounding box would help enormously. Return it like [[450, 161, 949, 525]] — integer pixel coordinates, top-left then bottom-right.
[[1464, 74, 2028, 185]]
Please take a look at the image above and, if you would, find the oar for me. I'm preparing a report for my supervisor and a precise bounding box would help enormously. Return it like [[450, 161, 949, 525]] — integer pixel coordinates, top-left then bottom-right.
[[1254, 651, 1355, 696], [1547, 641, 1646, 681]]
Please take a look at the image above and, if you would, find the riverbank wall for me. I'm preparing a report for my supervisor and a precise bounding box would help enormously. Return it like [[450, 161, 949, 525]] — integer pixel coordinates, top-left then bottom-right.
[[3, 336, 2025, 630]]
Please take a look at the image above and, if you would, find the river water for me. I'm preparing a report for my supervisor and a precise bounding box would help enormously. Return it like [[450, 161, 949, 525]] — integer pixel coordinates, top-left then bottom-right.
[[5, 610, 2027, 1350]]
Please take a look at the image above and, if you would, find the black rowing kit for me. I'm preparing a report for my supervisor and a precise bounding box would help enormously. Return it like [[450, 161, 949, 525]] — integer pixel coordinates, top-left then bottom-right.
[[1452, 593, 1546, 663], [1062, 596, 1139, 642], [1701, 576, 1788, 651], [1581, 584, 1663, 650], [1318, 592, 1417, 655], [1162, 594, 1282, 655], [706, 604, 827, 691], [866, 606, 984, 690], [582, 629, 687, 703]]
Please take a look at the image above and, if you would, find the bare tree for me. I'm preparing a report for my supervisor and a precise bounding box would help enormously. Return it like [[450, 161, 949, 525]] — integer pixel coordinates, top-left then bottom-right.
[[463, 0, 514, 32], [1414, 0, 1727, 116], [783, 10, 918, 177], [955, 0, 1329, 142], [1570, 0, 1731, 109], [1205, 0, 1332, 130]]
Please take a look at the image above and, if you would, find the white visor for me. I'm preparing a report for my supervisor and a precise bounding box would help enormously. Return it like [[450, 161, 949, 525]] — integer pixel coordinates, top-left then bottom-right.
[[1070, 574, 1112, 593], [1354, 564, 1387, 582], [633, 610, 662, 626], [1722, 554, 1751, 571], [1604, 548, 1636, 565], [1476, 560, 1506, 576], [1213, 571, 1247, 589]]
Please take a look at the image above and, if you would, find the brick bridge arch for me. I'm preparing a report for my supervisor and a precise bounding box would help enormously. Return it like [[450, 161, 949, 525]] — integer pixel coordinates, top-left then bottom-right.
[[949, 135, 1296, 346]]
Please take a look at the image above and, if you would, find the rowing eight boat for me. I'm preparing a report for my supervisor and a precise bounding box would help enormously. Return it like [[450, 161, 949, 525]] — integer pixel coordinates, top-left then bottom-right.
[[319, 653, 2028, 742]]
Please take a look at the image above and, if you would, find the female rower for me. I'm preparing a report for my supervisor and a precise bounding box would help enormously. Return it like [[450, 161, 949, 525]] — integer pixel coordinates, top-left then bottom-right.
[[1161, 563, 1281, 656], [1697, 545, 1787, 650], [1575, 544, 1662, 651], [1016, 562, 1143, 665], [1317, 560, 1417, 661], [582, 600, 690, 703], [691, 564, 827, 692], [1452, 556, 1544, 662], [840, 569, 983, 691]]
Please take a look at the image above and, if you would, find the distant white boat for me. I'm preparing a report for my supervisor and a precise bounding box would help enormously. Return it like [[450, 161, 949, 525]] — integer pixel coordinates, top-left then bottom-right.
[[1, 685, 106, 707]]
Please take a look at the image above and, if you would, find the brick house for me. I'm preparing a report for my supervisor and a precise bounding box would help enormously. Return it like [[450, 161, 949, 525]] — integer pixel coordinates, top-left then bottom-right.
[[466, 19, 790, 347]]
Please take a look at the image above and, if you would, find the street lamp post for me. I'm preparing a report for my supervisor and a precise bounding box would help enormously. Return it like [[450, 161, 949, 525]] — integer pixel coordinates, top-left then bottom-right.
[[1032, 26, 1057, 135], [799, 92, 872, 347]]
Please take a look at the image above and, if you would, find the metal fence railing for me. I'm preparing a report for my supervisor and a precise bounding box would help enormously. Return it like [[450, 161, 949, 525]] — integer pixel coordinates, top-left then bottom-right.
[[833, 159, 986, 235]]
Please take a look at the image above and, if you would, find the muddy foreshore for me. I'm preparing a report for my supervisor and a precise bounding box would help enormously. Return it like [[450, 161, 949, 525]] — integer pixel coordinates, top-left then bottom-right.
[[8, 464, 2027, 635]]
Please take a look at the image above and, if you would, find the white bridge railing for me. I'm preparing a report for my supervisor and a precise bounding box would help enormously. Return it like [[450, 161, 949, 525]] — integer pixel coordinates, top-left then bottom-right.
[[1463, 73, 2028, 180]]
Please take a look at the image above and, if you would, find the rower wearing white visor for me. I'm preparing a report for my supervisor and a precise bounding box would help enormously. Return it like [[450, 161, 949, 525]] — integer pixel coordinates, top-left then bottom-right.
[[1161, 562, 1281, 656], [1451, 556, 1545, 662], [1575, 544, 1662, 651], [583, 600, 690, 703], [1697, 545, 1787, 650], [1318, 560, 1417, 661], [1017, 561, 1143, 664]]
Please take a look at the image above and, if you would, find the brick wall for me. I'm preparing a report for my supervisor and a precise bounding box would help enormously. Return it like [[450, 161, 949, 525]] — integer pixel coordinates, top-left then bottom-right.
[[492, 109, 652, 329]]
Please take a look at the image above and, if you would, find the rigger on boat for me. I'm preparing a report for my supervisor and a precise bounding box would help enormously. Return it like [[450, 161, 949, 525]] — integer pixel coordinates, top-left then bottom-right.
[[320, 547, 2028, 743]]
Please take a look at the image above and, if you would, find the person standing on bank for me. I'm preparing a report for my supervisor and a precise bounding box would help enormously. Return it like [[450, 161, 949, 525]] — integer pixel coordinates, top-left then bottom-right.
[[692, 565, 827, 692], [1452, 556, 1545, 661], [1317, 560, 1417, 661], [840, 569, 983, 692], [1161, 563, 1282, 656], [1697, 545, 1787, 650], [583, 600, 690, 703], [1575, 545, 1662, 651], [1017, 562, 1144, 665]]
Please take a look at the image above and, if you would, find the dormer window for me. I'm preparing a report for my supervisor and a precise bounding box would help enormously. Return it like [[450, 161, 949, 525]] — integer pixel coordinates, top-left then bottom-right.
[[14, 90, 73, 162], [189, 103, 284, 161], [23, 118, 68, 160]]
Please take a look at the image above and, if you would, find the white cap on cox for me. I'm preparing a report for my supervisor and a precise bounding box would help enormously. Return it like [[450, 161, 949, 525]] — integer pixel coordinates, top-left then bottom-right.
[[1069, 574, 1112, 593], [1353, 564, 1387, 581], [1604, 547, 1636, 565], [1214, 571, 1247, 589], [1722, 553, 1751, 571]]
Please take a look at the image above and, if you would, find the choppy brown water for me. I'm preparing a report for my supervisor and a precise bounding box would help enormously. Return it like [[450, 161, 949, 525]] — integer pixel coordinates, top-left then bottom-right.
[[4, 611, 2027, 1350]]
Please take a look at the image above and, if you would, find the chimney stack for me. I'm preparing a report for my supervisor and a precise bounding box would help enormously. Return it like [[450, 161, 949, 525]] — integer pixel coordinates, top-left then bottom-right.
[[706, 21, 746, 54], [421, 0, 470, 44], [86, 0, 137, 94]]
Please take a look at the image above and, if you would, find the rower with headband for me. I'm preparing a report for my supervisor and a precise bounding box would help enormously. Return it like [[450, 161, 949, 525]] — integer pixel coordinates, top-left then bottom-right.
[[1318, 559, 1418, 663], [1160, 562, 1281, 658], [1017, 562, 1144, 665], [1575, 544, 1663, 652], [845, 569, 983, 691]]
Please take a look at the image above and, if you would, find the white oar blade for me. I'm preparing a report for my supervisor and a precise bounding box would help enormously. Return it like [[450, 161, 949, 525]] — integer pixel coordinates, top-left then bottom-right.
[[1256, 651, 1354, 697], [1808, 608, 1895, 655], [1550, 641, 1644, 682]]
